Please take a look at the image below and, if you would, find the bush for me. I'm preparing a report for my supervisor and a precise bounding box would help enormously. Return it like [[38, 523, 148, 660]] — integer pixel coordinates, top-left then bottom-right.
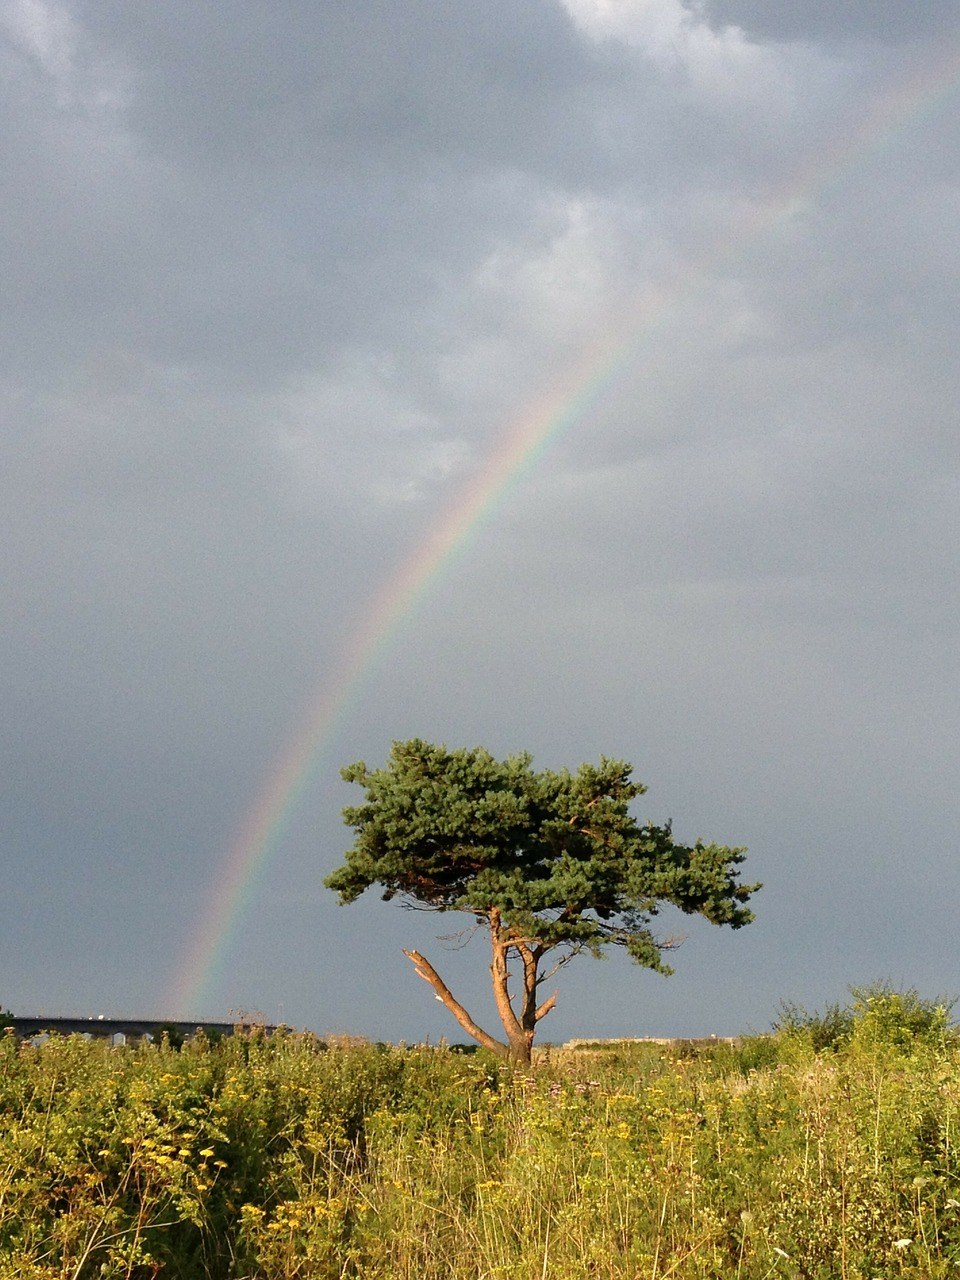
[[153, 1021, 186, 1050], [773, 984, 956, 1056], [723, 1034, 782, 1074], [773, 998, 854, 1052], [848, 982, 955, 1052]]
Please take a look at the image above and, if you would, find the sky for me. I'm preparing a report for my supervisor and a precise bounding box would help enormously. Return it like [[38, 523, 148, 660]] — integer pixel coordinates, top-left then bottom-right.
[[2, 0, 958, 1044]]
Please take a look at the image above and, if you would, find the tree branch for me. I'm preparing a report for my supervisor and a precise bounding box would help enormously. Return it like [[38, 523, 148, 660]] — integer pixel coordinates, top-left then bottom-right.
[[536, 944, 585, 985], [535, 991, 558, 1022], [401, 950, 505, 1055]]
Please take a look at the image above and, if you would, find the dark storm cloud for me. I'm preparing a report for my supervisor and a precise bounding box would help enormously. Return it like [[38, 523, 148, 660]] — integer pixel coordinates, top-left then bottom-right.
[[2, 0, 619, 394], [74, 0, 597, 173], [3, 0, 845, 382]]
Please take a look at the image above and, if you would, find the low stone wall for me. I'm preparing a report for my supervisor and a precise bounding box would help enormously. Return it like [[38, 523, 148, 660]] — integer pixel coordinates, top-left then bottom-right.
[[563, 1036, 742, 1050]]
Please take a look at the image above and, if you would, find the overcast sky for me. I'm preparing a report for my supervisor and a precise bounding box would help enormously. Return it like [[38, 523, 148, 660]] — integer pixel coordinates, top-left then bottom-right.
[[3, 0, 958, 1042]]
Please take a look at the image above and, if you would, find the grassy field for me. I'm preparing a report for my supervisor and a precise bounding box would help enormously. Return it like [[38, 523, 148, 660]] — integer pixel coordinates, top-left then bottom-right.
[[2, 990, 959, 1278]]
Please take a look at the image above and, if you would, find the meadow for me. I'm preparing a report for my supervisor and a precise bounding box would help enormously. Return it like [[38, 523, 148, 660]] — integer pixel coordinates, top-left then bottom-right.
[[2, 989, 959, 1279]]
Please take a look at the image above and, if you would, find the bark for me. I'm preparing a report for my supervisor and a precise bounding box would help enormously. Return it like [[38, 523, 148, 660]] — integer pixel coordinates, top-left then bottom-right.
[[490, 915, 556, 1064], [535, 991, 558, 1022], [516, 940, 539, 1034], [488, 908, 528, 1062]]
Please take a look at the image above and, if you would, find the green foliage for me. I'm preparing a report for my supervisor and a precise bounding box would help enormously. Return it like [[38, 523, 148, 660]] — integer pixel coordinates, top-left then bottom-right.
[[697, 1034, 782, 1075], [5, 1026, 960, 1277], [153, 1021, 187, 1051], [774, 984, 955, 1056], [849, 982, 955, 1053], [329, 741, 757, 962], [773, 998, 855, 1052], [0, 1031, 499, 1278]]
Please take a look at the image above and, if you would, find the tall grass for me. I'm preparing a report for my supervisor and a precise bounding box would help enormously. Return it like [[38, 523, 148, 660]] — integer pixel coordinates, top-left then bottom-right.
[[2, 998, 960, 1278]]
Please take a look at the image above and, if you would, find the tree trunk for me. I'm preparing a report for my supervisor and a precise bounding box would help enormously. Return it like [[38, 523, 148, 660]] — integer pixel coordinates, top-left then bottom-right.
[[402, 912, 558, 1067], [489, 911, 541, 1065], [488, 909, 526, 1047]]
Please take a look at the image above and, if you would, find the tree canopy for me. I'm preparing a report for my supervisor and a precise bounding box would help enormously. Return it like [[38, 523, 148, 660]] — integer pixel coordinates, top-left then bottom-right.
[[326, 739, 759, 1062]]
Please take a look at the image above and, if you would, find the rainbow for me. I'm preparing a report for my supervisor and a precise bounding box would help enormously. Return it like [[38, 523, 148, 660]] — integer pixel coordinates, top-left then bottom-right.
[[169, 42, 960, 1017]]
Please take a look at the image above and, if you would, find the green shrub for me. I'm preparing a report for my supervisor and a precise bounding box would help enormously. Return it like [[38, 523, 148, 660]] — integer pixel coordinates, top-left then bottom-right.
[[773, 997, 854, 1052], [711, 1033, 781, 1074], [773, 984, 955, 1058], [849, 982, 955, 1052]]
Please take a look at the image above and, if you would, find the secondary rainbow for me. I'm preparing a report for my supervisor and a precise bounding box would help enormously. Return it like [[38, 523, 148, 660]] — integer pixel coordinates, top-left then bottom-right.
[[169, 43, 960, 1017]]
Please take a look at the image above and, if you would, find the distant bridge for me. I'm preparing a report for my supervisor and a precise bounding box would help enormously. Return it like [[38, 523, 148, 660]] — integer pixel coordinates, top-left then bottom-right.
[[5, 1016, 276, 1043]]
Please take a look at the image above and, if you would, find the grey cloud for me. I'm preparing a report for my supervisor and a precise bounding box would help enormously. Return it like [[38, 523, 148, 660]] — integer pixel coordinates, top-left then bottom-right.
[[1, 0, 957, 1035], [2, 0, 852, 395], [74, 0, 601, 176], [701, 0, 960, 46]]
